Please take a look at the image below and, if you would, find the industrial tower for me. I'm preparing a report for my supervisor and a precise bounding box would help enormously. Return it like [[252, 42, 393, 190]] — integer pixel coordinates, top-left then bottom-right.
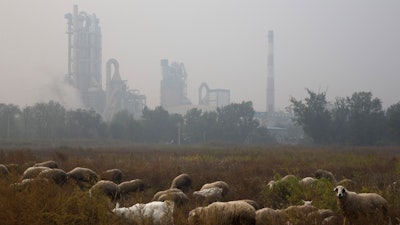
[[65, 5, 146, 120], [160, 59, 191, 108], [267, 30, 275, 113]]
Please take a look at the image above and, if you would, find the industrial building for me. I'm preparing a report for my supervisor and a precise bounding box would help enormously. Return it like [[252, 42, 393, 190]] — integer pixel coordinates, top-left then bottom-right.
[[65, 5, 146, 121], [199, 83, 230, 108]]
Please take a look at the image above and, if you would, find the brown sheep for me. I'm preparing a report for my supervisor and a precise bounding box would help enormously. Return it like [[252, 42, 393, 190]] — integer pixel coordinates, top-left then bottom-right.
[[67, 167, 99, 189], [22, 166, 50, 180], [118, 179, 146, 197], [34, 160, 58, 169], [200, 181, 230, 197], [189, 200, 256, 225], [101, 168, 123, 184], [37, 168, 68, 186], [157, 189, 189, 207], [89, 180, 120, 200], [170, 173, 192, 193], [153, 188, 182, 201]]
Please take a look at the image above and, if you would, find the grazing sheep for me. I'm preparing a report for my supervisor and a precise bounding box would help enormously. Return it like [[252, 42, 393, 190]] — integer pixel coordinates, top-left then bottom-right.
[[267, 174, 298, 189], [337, 178, 356, 189], [256, 207, 288, 225], [34, 160, 58, 169], [200, 181, 230, 197], [67, 167, 99, 189], [0, 164, 10, 178], [315, 169, 337, 183], [22, 166, 50, 179], [157, 189, 189, 207], [188, 200, 256, 225], [37, 168, 68, 186], [241, 199, 260, 210], [10, 178, 50, 192], [101, 168, 123, 184], [299, 177, 317, 186], [333, 185, 389, 224], [113, 200, 175, 225], [89, 180, 120, 200], [152, 188, 183, 201], [322, 215, 341, 225], [118, 179, 146, 197], [170, 173, 192, 193], [307, 209, 336, 225], [193, 187, 223, 205]]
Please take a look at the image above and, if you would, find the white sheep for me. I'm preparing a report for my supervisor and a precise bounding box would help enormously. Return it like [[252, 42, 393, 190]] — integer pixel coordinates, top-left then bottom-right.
[[193, 187, 223, 205], [333, 185, 389, 224], [200, 181, 230, 197], [112, 200, 175, 225], [299, 177, 317, 186], [188, 200, 256, 225]]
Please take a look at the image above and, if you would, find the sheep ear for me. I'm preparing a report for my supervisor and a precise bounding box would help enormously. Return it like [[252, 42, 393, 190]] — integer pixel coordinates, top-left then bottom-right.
[[333, 187, 338, 192]]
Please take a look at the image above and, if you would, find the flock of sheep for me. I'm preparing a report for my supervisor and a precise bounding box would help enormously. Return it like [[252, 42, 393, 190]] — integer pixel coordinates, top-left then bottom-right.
[[0, 161, 393, 225]]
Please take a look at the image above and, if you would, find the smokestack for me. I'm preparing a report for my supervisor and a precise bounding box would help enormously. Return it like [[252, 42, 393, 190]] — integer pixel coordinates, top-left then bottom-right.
[[267, 30, 275, 113]]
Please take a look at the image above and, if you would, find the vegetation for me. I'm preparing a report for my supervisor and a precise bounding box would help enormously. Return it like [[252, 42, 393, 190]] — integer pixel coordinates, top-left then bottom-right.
[[290, 90, 398, 145], [1, 145, 400, 225]]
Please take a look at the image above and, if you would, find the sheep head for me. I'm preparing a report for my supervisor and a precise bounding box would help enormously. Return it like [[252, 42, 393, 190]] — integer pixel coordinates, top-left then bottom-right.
[[333, 185, 347, 199]]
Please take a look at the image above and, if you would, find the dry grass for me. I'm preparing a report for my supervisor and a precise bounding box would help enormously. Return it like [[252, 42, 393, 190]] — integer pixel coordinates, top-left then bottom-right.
[[0, 145, 400, 224]]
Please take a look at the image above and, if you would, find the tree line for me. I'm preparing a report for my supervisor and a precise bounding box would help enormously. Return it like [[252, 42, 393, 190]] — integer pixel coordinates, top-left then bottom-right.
[[0, 101, 274, 145], [290, 90, 400, 145]]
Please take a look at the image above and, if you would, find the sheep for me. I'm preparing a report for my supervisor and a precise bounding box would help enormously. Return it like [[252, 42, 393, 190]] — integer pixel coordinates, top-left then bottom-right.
[[0, 164, 10, 178], [193, 187, 223, 205], [89, 180, 120, 200], [37, 168, 68, 186], [307, 209, 336, 225], [241, 199, 260, 210], [200, 181, 230, 197], [101, 168, 122, 184], [333, 185, 389, 225], [267, 174, 297, 189], [188, 200, 256, 225], [157, 189, 189, 207], [299, 176, 317, 186], [10, 178, 50, 192], [256, 207, 288, 225], [314, 169, 337, 183], [67, 167, 99, 189], [112, 200, 175, 225], [34, 160, 58, 169], [153, 188, 183, 201], [22, 166, 50, 179], [118, 179, 146, 198], [170, 173, 192, 193]]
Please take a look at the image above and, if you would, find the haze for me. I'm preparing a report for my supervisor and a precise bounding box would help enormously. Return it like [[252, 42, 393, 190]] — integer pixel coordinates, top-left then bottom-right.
[[1, 1, 399, 111]]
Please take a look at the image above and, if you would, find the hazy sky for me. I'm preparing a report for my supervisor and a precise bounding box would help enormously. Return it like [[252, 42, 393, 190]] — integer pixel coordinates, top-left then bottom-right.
[[1, 1, 399, 111]]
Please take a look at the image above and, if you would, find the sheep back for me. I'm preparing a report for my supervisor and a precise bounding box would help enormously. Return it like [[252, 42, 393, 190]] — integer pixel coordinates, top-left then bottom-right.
[[34, 160, 58, 169], [189, 200, 256, 225], [118, 179, 146, 195], [22, 166, 50, 179], [37, 168, 68, 186], [101, 168, 122, 184], [90, 180, 120, 200], [200, 181, 230, 197], [170, 173, 192, 193]]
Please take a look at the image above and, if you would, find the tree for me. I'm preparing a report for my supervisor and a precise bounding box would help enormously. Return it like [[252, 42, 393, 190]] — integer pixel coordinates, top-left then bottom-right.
[[109, 110, 140, 140], [0, 104, 21, 139], [386, 102, 400, 143], [330, 97, 350, 144], [290, 89, 331, 144], [66, 109, 107, 139], [346, 92, 385, 145], [215, 101, 259, 143]]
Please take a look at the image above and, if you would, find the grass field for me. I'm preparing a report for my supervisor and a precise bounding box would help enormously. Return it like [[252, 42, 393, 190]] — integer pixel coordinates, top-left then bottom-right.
[[1, 144, 400, 224]]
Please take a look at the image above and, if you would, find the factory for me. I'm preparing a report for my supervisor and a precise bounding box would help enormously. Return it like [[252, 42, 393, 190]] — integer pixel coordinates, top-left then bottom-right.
[[64, 5, 146, 121]]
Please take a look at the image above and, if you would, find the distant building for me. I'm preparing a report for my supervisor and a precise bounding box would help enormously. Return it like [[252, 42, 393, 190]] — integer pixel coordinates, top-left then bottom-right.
[[65, 5, 146, 121], [199, 83, 230, 108], [160, 59, 191, 109]]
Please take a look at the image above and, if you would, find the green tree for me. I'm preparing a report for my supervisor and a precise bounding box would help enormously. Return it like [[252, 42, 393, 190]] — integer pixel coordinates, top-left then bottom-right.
[[386, 102, 400, 143], [330, 97, 350, 144], [290, 89, 331, 144], [346, 92, 385, 145], [215, 101, 259, 143]]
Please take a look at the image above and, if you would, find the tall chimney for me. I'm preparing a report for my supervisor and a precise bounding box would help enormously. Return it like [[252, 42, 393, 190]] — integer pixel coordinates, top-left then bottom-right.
[[267, 30, 275, 113]]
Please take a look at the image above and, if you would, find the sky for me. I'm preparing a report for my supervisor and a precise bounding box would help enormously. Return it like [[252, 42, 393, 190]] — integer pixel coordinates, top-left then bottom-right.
[[0, 1, 399, 112]]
